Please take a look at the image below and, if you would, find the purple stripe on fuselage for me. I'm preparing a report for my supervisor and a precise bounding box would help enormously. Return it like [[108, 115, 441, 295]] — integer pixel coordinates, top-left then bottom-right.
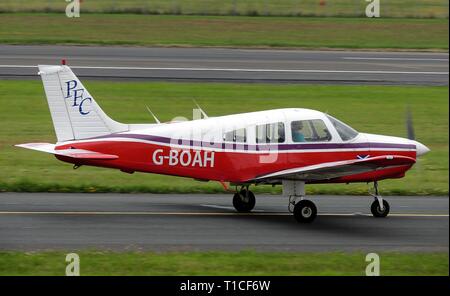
[[87, 133, 416, 151]]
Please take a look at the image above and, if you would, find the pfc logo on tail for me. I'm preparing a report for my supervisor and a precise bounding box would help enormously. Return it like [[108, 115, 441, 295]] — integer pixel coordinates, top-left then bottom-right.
[[65, 80, 92, 115]]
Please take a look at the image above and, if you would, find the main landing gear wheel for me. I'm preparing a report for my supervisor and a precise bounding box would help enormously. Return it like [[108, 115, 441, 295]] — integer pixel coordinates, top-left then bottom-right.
[[293, 200, 317, 223], [233, 189, 256, 213], [371, 199, 390, 218]]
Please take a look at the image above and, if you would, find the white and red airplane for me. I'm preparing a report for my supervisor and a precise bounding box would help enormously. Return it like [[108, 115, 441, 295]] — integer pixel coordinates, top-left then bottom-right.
[[16, 65, 430, 223]]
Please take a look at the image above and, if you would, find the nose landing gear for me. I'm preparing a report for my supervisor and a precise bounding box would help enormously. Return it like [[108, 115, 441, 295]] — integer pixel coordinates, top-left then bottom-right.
[[369, 181, 390, 218]]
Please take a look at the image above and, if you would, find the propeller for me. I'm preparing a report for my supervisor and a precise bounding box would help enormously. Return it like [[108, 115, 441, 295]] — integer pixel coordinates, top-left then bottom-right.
[[406, 106, 415, 141], [405, 106, 426, 172]]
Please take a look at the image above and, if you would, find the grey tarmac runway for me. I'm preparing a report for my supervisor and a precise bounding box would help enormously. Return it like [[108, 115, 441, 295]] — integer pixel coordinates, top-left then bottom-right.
[[0, 45, 448, 85], [0, 193, 448, 252]]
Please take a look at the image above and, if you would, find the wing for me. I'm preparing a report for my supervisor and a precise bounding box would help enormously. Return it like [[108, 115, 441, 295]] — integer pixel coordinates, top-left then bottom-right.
[[15, 143, 118, 160], [252, 155, 415, 182]]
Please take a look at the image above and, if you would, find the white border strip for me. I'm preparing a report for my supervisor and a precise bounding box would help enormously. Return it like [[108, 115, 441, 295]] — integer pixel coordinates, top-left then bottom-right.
[[343, 57, 449, 61], [61, 137, 416, 154], [0, 211, 447, 217]]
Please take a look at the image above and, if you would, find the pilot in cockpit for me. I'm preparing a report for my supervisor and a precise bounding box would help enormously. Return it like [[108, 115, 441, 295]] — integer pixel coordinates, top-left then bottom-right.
[[292, 121, 306, 142]]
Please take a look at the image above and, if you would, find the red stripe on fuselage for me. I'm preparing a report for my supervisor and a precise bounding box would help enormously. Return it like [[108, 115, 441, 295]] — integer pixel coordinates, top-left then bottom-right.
[[56, 140, 416, 183]]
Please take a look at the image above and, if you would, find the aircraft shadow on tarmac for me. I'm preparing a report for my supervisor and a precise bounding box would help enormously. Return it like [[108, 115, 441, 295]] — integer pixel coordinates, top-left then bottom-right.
[[178, 203, 407, 239]]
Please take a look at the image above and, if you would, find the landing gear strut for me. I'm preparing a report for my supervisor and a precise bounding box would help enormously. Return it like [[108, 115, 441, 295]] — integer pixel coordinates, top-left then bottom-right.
[[369, 181, 390, 218], [232, 186, 256, 213], [285, 180, 317, 223]]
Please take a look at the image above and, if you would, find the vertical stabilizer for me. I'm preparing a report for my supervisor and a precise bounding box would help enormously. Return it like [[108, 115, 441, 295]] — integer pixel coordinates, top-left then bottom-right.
[[38, 65, 128, 142]]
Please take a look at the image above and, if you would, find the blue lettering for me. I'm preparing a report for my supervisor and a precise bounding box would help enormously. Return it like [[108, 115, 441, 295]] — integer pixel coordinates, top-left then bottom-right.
[[71, 88, 84, 107], [79, 98, 92, 115], [65, 80, 92, 115], [65, 80, 78, 98]]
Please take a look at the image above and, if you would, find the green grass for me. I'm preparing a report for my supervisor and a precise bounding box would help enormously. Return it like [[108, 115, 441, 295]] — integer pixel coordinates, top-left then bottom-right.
[[0, 14, 448, 50], [0, 251, 447, 276], [0, 80, 448, 195], [0, 0, 448, 18]]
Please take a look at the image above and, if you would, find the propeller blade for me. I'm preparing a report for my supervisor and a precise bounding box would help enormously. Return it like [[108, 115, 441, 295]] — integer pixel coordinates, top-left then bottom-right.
[[406, 106, 415, 140]]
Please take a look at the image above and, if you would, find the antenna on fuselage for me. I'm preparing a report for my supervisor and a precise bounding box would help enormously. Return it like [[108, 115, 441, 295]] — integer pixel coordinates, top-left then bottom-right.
[[145, 105, 161, 124], [193, 99, 209, 119]]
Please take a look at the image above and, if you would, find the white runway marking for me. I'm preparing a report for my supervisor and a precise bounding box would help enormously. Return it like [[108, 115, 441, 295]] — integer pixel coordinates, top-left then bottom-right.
[[200, 204, 265, 212], [343, 57, 449, 61], [0, 211, 447, 217], [200, 204, 238, 211], [0, 65, 448, 75]]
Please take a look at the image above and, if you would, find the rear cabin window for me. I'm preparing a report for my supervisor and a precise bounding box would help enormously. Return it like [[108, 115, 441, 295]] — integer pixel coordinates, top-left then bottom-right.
[[256, 122, 285, 143], [223, 128, 247, 143], [291, 119, 331, 142]]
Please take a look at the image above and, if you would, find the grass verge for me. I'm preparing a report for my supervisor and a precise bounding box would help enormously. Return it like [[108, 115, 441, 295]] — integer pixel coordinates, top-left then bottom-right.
[[0, 80, 448, 195], [0, 14, 448, 50], [0, 251, 447, 276], [0, 0, 448, 18]]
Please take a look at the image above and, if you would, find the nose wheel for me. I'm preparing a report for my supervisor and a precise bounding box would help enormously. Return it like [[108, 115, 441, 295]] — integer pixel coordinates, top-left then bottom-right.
[[232, 188, 256, 212], [371, 199, 390, 217], [369, 181, 390, 218]]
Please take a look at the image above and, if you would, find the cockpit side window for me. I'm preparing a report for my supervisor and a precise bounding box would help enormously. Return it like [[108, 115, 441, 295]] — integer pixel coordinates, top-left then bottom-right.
[[291, 119, 332, 142], [326, 115, 358, 141]]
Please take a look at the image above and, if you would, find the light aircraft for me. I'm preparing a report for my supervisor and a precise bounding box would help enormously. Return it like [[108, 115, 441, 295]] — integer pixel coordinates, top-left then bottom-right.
[[16, 64, 430, 223]]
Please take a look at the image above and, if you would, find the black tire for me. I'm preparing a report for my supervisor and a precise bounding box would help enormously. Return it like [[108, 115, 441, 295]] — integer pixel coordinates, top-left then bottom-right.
[[232, 190, 256, 212], [293, 200, 317, 223], [371, 200, 390, 218]]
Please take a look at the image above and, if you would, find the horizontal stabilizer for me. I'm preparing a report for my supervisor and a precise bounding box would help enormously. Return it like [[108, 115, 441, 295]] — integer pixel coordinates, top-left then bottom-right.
[[15, 143, 118, 160]]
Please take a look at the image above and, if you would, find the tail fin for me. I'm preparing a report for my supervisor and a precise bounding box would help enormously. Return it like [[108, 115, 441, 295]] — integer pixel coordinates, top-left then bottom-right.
[[38, 65, 128, 142]]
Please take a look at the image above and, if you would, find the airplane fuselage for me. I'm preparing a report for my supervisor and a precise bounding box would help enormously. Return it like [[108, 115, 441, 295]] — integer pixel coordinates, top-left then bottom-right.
[[54, 108, 421, 184]]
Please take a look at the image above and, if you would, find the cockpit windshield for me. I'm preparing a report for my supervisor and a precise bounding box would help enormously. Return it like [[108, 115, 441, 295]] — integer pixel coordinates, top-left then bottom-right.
[[326, 115, 359, 141]]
